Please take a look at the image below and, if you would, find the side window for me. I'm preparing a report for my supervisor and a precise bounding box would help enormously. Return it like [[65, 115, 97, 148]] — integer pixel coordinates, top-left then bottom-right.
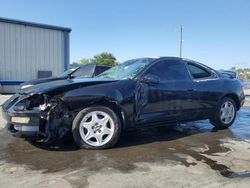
[[145, 60, 190, 81], [71, 65, 94, 78], [187, 63, 211, 79]]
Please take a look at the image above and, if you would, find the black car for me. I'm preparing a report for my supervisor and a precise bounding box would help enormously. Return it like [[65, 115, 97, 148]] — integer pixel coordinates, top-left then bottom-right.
[[1, 57, 245, 149], [19, 64, 110, 89]]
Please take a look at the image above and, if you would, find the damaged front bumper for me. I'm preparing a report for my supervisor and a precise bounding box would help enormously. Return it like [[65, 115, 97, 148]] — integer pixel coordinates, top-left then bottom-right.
[[1, 94, 47, 139], [2, 93, 73, 141]]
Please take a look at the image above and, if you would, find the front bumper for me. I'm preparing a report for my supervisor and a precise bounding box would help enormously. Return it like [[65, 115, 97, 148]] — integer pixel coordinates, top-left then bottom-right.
[[1, 106, 42, 138], [2, 93, 73, 141], [1, 95, 45, 139]]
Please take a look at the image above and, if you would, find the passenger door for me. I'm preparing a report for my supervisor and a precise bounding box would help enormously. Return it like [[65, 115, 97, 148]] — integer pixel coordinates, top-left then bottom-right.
[[135, 59, 198, 124]]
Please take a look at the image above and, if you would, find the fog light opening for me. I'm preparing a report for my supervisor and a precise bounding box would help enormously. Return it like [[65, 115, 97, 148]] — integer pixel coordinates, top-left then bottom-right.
[[11, 117, 30, 124]]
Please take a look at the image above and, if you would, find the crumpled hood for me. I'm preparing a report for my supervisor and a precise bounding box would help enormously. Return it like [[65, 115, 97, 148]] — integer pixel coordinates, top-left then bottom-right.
[[18, 78, 118, 95]]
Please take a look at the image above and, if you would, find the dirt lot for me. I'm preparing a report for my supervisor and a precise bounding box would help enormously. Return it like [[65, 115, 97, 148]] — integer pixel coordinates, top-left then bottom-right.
[[1, 94, 250, 188]]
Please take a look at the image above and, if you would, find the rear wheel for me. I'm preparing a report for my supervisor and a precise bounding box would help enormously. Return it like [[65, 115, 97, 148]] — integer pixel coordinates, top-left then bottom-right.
[[72, 106, 121, 149], [210, 97, 236, 129]]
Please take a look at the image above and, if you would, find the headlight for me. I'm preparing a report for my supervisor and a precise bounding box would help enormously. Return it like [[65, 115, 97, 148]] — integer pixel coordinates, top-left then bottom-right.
[[27, 95, 50, 111], [21, 84, 33, 89], [38, 103, 48, 110], [13, 95, 50, 111]]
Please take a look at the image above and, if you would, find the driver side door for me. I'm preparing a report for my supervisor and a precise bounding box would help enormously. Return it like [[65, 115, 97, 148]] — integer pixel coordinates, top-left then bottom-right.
[[135, 59, 199, 125]]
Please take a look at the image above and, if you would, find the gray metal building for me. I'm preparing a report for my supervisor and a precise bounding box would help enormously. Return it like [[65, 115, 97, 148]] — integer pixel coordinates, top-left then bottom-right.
[[0, 17, 71, 93]]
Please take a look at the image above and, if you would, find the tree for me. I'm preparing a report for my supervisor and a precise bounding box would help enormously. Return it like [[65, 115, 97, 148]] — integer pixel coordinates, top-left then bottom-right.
[[92, 52, 118, 67], [80, 58, 91, 65]]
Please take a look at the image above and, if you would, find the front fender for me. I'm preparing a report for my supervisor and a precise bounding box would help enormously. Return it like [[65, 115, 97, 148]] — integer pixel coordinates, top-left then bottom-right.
[[60, 80, 136, 129]]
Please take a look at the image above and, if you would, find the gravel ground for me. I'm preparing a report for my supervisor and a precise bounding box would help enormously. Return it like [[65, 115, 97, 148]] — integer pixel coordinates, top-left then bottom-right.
[[1, 94, 250, 188]]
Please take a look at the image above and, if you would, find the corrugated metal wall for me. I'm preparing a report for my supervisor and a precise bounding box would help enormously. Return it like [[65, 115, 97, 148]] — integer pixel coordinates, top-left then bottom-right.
[[0, 22, 65, 82]]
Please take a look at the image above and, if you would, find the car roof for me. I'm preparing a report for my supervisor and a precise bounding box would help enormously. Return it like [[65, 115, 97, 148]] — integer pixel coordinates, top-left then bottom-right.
[[149, 57, 201, 66], [158, 56, 183, 60], [150, 56, 216, 72], [129, 56, 204, 67], [151, 56, 199, 63]]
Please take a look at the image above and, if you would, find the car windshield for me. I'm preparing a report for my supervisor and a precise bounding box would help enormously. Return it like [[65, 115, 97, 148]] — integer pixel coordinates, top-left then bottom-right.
[[97, 58, 153, 80]]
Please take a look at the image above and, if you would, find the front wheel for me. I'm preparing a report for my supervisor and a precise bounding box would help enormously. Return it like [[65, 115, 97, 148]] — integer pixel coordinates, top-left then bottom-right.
[[72, 106, 122, 149], [210, 97, 237, 129]]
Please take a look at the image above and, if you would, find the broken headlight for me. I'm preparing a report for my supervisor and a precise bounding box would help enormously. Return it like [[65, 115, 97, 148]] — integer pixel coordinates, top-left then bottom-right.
[[27, 94, 50, 111], [14, 95, 50, 111]]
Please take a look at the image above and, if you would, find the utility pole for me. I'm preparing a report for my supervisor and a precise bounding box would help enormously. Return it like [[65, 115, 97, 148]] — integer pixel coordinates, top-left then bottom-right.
[[179, 24, 183, 58]]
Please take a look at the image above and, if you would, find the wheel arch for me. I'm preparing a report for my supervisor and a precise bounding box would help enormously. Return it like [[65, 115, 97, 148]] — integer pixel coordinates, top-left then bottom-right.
[[91, 99, 127, 130], [221, 93, 241, 110], [66, 97, 127, 131]]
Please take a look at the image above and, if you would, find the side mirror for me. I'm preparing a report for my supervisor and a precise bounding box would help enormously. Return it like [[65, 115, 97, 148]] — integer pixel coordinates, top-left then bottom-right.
[[140, 74, 160, 84]]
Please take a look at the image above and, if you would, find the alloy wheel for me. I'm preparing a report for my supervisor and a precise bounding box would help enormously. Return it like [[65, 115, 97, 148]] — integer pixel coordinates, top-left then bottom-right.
[[79, 111, 115, 147], [220, 101, 235, 124]]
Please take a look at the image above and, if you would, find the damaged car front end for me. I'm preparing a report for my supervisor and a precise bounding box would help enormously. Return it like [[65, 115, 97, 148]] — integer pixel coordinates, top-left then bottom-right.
[[1, 91, 73, 141], [1, 78, 120, 144]]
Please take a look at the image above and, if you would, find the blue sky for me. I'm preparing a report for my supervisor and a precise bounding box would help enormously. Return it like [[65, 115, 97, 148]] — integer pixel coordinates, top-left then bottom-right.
[[0, 0, 249, 69]]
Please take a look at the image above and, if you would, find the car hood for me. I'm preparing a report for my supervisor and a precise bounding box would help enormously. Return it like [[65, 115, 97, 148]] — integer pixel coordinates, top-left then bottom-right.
[[19, 77, 66, 88], [18, 78, 118, 95]]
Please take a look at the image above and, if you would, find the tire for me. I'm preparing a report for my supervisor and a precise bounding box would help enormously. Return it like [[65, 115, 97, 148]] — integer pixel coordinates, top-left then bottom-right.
[[210, 97, 237, 129], [72, 106, 122, 149]]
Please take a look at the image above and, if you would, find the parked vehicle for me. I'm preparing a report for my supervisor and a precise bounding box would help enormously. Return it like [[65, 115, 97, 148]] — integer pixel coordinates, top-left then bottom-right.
[[218, 70, 240, 79], [19, 64, 110, 89], [1, 57, 245, 149], [218, 70, 244, 87]]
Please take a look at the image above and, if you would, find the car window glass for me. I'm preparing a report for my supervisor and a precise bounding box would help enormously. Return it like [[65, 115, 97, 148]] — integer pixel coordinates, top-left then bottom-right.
[[145, 60, 190, 81], [72, 65, 94, 78], [97, 58, 153, 79], [95, 67, 109, 76], [187, 64, 211, 79]]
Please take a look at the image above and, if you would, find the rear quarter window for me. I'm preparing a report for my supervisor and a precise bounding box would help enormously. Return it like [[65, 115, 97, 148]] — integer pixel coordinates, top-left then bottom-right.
[[187, 64, 211, 79]]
